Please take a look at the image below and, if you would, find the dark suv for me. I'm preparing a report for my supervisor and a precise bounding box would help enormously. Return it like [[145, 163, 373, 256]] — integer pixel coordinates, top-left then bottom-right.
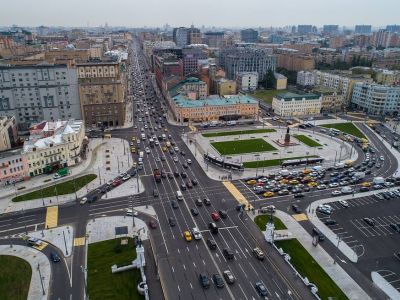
[[223, 248, 234, 260], [199, 273, 210, 289]]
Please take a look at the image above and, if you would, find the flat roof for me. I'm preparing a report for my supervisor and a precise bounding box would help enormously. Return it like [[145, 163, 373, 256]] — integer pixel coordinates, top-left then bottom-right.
[[275, 92, 320, 101], [173, 94, 258, 108]]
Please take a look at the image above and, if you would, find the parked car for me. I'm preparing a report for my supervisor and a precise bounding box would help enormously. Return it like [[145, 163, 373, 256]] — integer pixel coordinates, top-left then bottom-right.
[[223, 270, 235, 284], [212, 274, 225, 288], [199, 273, 210, 289], [363, 217, 375, 226]]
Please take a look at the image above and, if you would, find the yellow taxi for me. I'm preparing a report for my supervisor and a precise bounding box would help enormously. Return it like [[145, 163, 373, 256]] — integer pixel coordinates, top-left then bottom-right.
[[130, 147, 136, 153], [263, 191, 274, 198], [279, 179, 289, 184], [131, 137, 136, 142], [308, 181, 318, 187], [289, 179, 299, 185], [303, 169, 312, 174], [184, 231, 192, 242], [162, 146, 167, 152], [361, 182, 371, 187], [246, 179, 257, 185]]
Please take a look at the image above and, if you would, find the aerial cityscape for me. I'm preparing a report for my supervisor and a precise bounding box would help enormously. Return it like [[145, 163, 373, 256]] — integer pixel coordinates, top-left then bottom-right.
[[1, 1, 400, 300]]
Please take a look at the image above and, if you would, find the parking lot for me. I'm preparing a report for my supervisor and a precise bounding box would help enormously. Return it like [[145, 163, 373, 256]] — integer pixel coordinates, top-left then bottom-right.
[[316, 193, 400, 293]]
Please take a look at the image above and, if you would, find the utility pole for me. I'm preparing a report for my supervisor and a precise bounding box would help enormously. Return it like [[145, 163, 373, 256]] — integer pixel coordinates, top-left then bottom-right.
[[37, 263, 45, 295], [334, 234, 342, 264], [81, 265, 88, 299], [62, 230, 68, 255]]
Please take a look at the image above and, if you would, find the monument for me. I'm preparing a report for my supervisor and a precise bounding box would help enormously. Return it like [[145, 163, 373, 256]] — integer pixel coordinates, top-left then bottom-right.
[[284, 127, 291, 145], [275, 126, 299, 147]]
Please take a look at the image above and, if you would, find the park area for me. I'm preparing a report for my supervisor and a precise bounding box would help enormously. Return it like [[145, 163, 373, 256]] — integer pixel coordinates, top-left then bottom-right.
[[320, 123, 366, 139], [0, 255, 31, 300], [254, 215, 287, 230], [12, 174, 97, 202], [87, 238, 144, 300], [293, 134, 322, 147], [252, 89, 288, 105], [202, 128, 276, 138], [211, 138, 277, 155]]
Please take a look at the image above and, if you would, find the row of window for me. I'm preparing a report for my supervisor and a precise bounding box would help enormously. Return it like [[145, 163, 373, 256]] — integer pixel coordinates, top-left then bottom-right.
[[2, 166, 23, 176]]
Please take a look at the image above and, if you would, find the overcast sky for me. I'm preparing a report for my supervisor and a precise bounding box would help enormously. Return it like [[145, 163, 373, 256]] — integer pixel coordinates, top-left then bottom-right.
[[1, 0, 399, 28]]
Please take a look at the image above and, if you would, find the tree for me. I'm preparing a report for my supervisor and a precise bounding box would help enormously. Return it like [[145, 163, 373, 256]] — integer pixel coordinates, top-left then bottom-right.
[[264, 70, 275, 89]]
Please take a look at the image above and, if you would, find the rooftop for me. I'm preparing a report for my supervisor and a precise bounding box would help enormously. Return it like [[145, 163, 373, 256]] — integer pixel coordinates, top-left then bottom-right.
[[172, 94, 258, 108], [275, 92, 320, 101]]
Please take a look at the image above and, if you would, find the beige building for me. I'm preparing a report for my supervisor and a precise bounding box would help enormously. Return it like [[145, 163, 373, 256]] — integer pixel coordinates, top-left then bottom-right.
[[77, 60, 127, 127], [375, 69, 400, 86], [216, 79, 237, 96], [272, 92, 322, 117], [274, 73, 287, 90], [23, 120, 86, 177], [276, 49, 315, 71], [313, 88, 344, 112], [0, 116, 18, 152]]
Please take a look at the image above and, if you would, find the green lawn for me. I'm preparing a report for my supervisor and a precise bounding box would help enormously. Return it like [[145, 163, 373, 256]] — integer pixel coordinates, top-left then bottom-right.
[[275, 239, 348, 300], [0, 255, 32, 300], [88, 238, 144, 300], [253, 89, 288, 105], [320, 123, 366, 139], [293, 134, 322, 147], [202, 129, 276, 138], [211, 139, 277, 155], [12, 174, 97, 202], [243, 155, 318, 168], [254, 215, 287, 230]]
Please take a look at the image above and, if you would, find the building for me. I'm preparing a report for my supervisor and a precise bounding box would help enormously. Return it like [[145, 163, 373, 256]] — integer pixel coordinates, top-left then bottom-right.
[[351, 82, 400, 116], [204, 32, 224, 48], [323, 25, 339, 35], [220, 44, 276, 81], [297, 25, 313, 35], [297, 70, 316, 87], [0, 63, 81, 132], [77, 59, 126, 127], [276, 48, 315, 71], [182, 46, 208, 76], [0, 149, 28, 186], [173, 27, 189, 47], [355, 25, 372, 35], [240, 29, 258, 43], [313, 87, 344, 112], [216, 79, 237, 96], [187, 26, 202, 45], [386, 25, 400, 33], [272, 92, 322, 116], [169, 77, 208, 100], [329, 36, 345, 49], [374, 69, 400, 85], [236, 72, 258, 92], [274, 73, 287, 90], [268, 34, 284, 44], [0, 116, 17, 152], [23, 119, 86, 177], [153, 52, 183, 91]]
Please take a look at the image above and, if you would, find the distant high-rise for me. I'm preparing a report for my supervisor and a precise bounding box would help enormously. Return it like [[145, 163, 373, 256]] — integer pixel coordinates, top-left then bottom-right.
[[240, 29, 259, 43], [204, 32, 224, 48], [355, 25, 372, 35], [173, 27, 189, 47], [386, 25, 400, 33], [297, 25, 313, 35], [323, 25, 339, 35], [187, 26, 202, 45]]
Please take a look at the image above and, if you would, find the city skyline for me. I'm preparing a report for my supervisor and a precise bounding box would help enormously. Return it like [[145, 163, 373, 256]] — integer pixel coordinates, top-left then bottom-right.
[[1, 0, 399, 28]]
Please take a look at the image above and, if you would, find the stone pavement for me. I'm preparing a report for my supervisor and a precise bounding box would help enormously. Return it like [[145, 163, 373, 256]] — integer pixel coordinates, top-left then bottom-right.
[[86, 216, 148, 244], [274, 210, 372, 300], [0, 245, 50, 300], [29, 226, 73, 257], [100, 174, 144, 200]]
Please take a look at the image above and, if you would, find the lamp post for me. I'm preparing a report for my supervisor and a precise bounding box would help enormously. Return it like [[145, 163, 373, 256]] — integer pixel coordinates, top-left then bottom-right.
[[37, 263, 46, 295], [62, 230, 68, 255], [81, 265, 88, 299]]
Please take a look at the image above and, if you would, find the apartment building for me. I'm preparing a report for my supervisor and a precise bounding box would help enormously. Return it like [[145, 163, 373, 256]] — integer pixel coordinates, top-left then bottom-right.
[[275, 48, 315, 71], [77, 59, 126, 127], [351, 82, 400, 116], [0, 116, 17, 151], [216, 79, 237, 96], [182, 46, 208, 76], [313, 87, 344, 112], [23, 119, 85, 177], [297, 70, 316, 87], [272, 92, 322, 116], [0, 63, 81, 132], [240, 29, 258, 43], [374, 69, 400, 85], [0, 149, 28, 186], [236, 72, 258, 92], [204, 32, 224, 48]]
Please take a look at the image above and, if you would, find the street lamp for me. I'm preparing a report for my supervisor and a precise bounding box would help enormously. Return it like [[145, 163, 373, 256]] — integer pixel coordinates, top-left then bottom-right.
[[37, 263, 46, 295]]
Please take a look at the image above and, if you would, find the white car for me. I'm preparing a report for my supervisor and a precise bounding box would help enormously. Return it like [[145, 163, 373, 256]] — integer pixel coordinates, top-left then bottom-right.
[[187, 159, 192, 164], [380, 156, 385, 161], [145, 147, 150, 154], [192, 227, 202, 240], [80, 197, 88, 205], [125, 209, 138, 217], [331, 190, 342, 196], [173, 156, 179, 163], [339, 200, 349, 207], [329, 183, 339, 188], [317, 184, 327, 190], [122, 175, 131, 181]]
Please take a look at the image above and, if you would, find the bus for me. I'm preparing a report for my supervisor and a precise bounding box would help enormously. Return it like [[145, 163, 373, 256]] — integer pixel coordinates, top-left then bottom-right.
[[281, 157, 324, 167], [203, 153, 244, 171]]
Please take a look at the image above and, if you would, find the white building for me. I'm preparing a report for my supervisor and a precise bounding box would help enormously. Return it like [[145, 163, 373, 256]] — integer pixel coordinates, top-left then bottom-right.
[[272, 92, 322, 117], [23, 120, 86, 177], [296, 70, 316, 87], [0, 63, 81, 132], [236, 72, 258, 92]]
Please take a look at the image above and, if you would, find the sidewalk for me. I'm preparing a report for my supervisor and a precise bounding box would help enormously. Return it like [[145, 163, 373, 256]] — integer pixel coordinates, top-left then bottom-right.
[[29, 226, 74, 257], [0, 245, 50, 300], [274, 210, 372, 300]]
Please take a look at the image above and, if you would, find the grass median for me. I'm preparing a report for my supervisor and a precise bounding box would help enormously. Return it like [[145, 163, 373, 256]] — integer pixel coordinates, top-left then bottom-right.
[[320, 123, 366, 139], [243, 155, 318, 168], [202, 129, 276, 138], [211, 139, 277, 155], [0, 255, 32, 300], [12, 174, 97, 202], [293, 134, 322, 147], [275, 239, 348, 300], [88, 237, 144, 300], [254, 214, 287, 230]]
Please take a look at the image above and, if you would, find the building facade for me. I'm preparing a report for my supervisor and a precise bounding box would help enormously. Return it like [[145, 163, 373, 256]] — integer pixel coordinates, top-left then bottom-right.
[[297, 70, 316, 87], [204, 32, 224, 48], [0, 64, 81, 132], [272, 92, 322, 116], [355, 25, 372, 35], [274, 73, 287, 90], [297, 25, 313, 35], [216, 79, 237, 96], [374, 69, 400, 85], [240, 29, 258, 43], [236, 72, 258, 92], [182, 47, 208, 76], [77, 60, 126, 127], [276, 48, 315, 71], [351, 82, 400, 116], [0, 116, 17, 152], [313, 88, 344, 112], [0, 149, 28, 186]]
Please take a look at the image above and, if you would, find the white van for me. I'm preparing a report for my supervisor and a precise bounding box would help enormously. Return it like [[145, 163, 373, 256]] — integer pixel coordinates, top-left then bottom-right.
[[176, 190, 183, 201], [141, 133, 146, 140]]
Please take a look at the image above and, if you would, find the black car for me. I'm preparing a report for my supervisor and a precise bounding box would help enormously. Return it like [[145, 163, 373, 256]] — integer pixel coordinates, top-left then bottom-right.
[[195, 198, 203, 206], [294, 193, 304, 198], [207, 238, 217, 250], [390, 223, 400, 233], [203, 198, 211, 206], [181, 172, 187, 178], [199, 273, 210, 289], [212, 274, 225, 288], [180, 151, 186, 156], [191, 179, 198, 186], [291, 204, 301, 213], [173, 171, 180, 177], [324, 219, 337, 225], [363, 217, 375, 226], [153, 189, 159, 197], [191, 208, 199, 216], [180, 183, 187, 191], [255, 282, 268, 297], [50, 252, 61, 262], [171, 200, 179, 209], [168, 217, 176, 227], [219, 210, 228, 219], [223, 248, 234, 260], [167, 172, 173, 179]]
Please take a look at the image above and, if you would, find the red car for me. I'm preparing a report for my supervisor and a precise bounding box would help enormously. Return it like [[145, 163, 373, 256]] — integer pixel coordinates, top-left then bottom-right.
[[211, 212, 220, 222], [148, 220, 157, 229], [112, 179, 122, 187]]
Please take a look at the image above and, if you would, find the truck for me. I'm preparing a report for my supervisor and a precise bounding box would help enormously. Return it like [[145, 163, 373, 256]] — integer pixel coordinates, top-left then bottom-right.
[[139, 151, 144, 158], [352, 172, 365, 181], [53, 167, 69, 179], [153, 168, 161, 183], [227, 120, 237, 126], [373, 176, 385, 185]]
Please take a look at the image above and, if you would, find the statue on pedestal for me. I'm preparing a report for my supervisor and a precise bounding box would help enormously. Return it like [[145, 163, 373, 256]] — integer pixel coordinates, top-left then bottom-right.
[[284, 126, 291, 144]]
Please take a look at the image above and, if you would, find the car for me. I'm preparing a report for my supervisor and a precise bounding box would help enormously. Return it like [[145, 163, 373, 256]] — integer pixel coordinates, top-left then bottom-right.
[[155, 157, 160, 162], [182, 162, 188, 168], [380, 156, 385, 161], [173, 171, 180, 177], [223, 270, 235, 284], [207, 238, 217, 250], [27, 237, 42, 247], [180, 151, 186, 156], [186, 181, 193, 189], [253, 247, 265, 260], [219, 210, 228, 219], [339, 200, 349, 207], [317, 184, 327, 190], [294, 193, 304, 198], [173, 156, 179, 162], [180, 183, 187, 191], [181, 172, 187, 178], [313, 227, 325, 241], [167, 172, 173, 179], [187, 159, 192, 164], [192, 227, 202, 240], [390, 223, 400, 233], [168, 217, 176, 227], [199, 273, 210, 289], [223, 248, 234, 260], [171, 200, 179, 209], [148, 220, 157, 229], [80, 197, 88, 205], [125, 209, 139, 217], [203, 198, 211, 206], [291, 204, 301, 213], [153, 189, 159, 197], [184, 231, 192, 242], [363, 217, 375, 226], [50, 252, 61, 262], [324, 219, 337, 225], [191, 208, 199, 216], [191, 179, 198, 186], [255, 282, 268, 297], [329, 182, 339, 188], [211, 212, 220, 221], [212, 274, 225, 288], [331, 190, 342, 196]]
